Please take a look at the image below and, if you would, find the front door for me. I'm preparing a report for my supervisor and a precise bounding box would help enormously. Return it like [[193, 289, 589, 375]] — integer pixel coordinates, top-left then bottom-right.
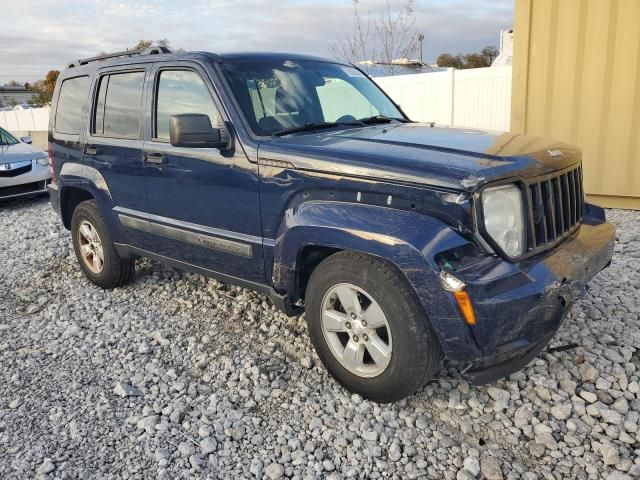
[[140, 63, 265, 283]]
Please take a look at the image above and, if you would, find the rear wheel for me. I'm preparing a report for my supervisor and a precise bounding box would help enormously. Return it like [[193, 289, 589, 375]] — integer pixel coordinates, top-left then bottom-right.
[[305, 251, 443, 403], [71, 200, 134, 289]]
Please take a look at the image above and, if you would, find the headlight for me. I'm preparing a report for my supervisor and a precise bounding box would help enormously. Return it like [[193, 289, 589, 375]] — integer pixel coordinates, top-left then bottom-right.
[[36, 156, 49, 166], [482, 184, 525, 257]]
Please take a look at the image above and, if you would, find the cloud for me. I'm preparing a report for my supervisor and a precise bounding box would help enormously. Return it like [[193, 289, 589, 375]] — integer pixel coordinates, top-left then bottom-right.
[[0, 0, 513, 84]]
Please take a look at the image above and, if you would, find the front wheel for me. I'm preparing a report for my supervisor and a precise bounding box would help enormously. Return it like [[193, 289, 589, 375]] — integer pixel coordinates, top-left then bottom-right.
[[305, 251, 443, 403]]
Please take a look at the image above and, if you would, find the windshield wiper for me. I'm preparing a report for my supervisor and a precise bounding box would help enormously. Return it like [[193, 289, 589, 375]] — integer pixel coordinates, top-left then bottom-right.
[[273, 120, 362, 137], [357, 115, 409, 124]]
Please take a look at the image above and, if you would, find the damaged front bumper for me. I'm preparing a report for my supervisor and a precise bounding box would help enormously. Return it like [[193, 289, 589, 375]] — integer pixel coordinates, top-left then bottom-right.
[[455, 203, 615, 384]]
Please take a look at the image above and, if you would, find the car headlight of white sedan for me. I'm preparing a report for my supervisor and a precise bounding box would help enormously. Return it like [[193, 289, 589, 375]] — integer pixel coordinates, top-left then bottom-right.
[[35, 156, 49, 166], [481, 184, 526, 257]]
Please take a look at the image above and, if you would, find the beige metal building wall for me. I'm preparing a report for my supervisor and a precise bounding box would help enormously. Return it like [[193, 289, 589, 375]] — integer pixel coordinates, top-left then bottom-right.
[[512, 0, 640, 209]]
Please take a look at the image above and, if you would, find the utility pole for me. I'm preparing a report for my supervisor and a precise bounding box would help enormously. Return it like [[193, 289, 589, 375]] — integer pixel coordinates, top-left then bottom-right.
[[418, 33, 425, 64]]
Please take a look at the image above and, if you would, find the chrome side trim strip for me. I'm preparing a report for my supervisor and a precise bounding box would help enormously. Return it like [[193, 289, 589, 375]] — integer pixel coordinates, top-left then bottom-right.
[[113, 206, 277, 246], [113, 206, 147, 219], [118, 214, 149, 232], [148, 211, 263, 245], [117, 213, 253, 257]]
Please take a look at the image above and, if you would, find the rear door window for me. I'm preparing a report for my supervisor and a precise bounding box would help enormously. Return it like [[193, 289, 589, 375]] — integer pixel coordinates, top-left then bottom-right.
[[93, 71, 145, 138], [55, 76, 89, 135]]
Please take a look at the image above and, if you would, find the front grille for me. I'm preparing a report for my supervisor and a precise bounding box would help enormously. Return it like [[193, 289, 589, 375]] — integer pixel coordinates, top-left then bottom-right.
[[0, 180, 48, 199], [0, 163, 32, 177], [526, 165, 584, 253]]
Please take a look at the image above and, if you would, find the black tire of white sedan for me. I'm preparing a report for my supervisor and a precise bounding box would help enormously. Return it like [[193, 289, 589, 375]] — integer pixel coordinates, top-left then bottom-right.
[[71, 200, 135, 289], [305, 251, 443, 403]]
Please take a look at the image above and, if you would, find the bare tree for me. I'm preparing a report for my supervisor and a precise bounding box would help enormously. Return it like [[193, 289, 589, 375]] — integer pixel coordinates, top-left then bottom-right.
[[95, 39, 179, 59], [435, 46, 499, 70], [481, 46, 499, 65], [329, 1, 375, 75], [132, 38, 171, 50], [436, 53, 463, 69], [375, 0, 419, 76], [329, 0, 420, 76]]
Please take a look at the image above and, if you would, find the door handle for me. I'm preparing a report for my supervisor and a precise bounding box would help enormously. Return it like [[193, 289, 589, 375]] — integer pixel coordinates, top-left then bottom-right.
[[84, 145, 98, 155], [144, 152, 165, 165]]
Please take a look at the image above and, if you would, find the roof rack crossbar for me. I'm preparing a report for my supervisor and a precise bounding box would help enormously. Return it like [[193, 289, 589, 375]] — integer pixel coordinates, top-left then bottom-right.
[[68, 46, 171, 68]]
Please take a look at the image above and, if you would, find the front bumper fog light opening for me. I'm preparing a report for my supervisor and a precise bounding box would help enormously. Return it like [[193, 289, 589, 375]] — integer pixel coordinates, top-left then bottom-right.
[[439, 270, 476, 326]]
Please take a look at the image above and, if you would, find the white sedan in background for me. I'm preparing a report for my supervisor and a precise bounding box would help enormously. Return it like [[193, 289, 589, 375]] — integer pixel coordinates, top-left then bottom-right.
[[0, 126, 51, 200]]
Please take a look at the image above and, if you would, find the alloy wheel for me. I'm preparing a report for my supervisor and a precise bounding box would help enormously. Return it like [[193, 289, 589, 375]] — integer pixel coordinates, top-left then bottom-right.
[[320, 282, 393, 378], [78, 220, 104, 274]]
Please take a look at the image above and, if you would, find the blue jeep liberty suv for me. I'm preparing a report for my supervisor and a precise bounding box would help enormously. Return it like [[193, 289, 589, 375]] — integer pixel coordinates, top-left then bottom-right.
[[48, 48, 615, 402]]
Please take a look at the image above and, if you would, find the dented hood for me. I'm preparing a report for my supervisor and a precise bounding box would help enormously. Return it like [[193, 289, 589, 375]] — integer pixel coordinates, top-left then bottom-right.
[[260, 123, 580, 191]]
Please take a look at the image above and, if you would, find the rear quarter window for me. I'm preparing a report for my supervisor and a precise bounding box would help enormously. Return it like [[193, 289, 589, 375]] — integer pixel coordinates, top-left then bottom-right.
[[55, 76, 90, 135]]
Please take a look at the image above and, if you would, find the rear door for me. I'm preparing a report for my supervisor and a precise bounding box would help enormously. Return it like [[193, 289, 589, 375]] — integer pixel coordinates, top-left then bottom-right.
[[139, 62, 265, 283], [84, 66, 149, 246]]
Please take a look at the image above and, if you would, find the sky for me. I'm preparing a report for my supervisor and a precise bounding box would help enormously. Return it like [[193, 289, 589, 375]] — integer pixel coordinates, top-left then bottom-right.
[[0, 0, 514, 84]]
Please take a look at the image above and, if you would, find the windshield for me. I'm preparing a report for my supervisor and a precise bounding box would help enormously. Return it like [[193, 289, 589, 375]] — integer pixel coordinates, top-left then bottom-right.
[[0, 127, 19, 146], [220, 59, 405, 136]]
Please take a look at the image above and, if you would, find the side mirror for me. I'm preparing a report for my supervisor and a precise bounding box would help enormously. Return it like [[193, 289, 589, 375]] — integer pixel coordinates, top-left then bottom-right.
[[20, 136, 32, 144], [169, 114, 228, 149]]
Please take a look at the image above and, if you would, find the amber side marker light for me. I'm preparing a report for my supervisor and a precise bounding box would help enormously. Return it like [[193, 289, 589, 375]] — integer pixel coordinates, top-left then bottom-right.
[[453, 290, 476, 325], [438, 270, 477, 326]]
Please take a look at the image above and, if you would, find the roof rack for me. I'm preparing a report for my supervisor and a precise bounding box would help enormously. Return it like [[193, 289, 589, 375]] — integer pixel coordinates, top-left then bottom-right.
[[68, 46, 172, 68]]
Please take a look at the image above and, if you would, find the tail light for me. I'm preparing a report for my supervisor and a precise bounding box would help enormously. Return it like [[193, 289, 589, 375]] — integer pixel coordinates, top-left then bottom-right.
[[48, 142, 57, 184]]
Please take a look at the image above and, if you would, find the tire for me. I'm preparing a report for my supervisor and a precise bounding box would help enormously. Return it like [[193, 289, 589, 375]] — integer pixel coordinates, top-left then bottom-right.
[[305, 251, 443, 403], [71, 199, 135, 289]]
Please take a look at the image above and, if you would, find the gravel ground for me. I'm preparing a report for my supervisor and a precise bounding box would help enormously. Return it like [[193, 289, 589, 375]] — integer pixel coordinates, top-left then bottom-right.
[[0, 197, 638, 480]]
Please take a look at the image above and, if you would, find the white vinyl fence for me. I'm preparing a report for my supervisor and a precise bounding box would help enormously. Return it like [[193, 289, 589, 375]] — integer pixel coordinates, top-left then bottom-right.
[[0, 107, 50, 132], [0, 66, 512, 134], [375, 66, 512, 131]]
